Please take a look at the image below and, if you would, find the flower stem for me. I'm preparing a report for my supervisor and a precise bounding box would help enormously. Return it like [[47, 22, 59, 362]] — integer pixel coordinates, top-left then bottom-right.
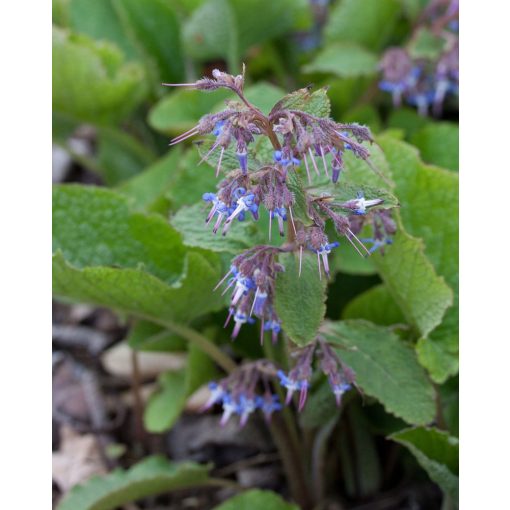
[[263, 339, 314, 509]]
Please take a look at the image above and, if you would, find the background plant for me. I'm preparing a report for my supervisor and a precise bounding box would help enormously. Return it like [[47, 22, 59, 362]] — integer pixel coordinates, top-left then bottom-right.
[[52, 1, 459, 509]]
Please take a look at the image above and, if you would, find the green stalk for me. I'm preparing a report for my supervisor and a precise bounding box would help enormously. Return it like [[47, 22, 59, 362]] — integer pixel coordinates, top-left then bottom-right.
[[263, 339, 314, 509]]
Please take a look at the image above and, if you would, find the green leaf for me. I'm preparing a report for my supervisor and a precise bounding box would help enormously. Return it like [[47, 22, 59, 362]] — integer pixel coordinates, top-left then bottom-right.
[[53, 186, 225, 322], [52, 26, 147, 125], [370, 225, 453, 340], [53, 248, 223, 324], [274, 253, 327, 347], [212, 490, 299, 510], [69, 0, 138, 59], [171, 202, 264, 254], [390, 427, 459, 506], [325, 0, 401, 51], [113, 0, 185, 86], [96, 127, 157, 185], [411, 123, 459, 172], [270, 87, 331, 118], [322, 320, 436, 425], [53, 185, 185, 281], [408, 28, 447, 60], [57, 456, 210, 510], [342, 284, 405, 326], [127, 320, 186, 352], [378, 135, 458, 382], [303, 42, 378, 78]]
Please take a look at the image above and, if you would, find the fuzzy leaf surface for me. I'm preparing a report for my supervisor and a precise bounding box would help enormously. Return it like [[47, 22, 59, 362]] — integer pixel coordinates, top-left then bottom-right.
[[378, 136, 459, 382], [170, 202, 265, 254], [322, 320, 436, 425], [270, 87, 331, 118], [274, 253, 327, 347], [53, 186, 224, 322]]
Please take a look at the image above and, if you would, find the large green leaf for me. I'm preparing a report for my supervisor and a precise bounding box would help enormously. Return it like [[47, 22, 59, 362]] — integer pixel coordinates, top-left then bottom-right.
[[53, 249, 223, 324], [53, 185, 185, 281], [212, 490, 299, 510], [113, 0, 185, 86], [57, 456, 210, 510], [170, 202, 264, 254], [390, 427, 459, 506], [53, 185, 224, 322], [378, 135, 459, 382], [325, 0, 401, 51], [274, 253, 327, 347], [52, 26, 147, 124], [411, 123, 459, 172], [322, 320, 436, 425], [303, 42, 378, 78], [370, 225, 453, 340]]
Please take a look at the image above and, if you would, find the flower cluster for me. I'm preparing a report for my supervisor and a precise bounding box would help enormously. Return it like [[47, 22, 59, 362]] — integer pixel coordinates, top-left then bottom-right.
[[202, 361, 282, 426], [278, 339, 356, 410], [164, 68, 396, 428], [379, 0, 458, 116], [215, 245, 284, 342]]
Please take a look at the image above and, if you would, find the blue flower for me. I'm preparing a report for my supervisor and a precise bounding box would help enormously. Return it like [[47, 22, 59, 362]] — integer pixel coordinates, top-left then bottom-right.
[[238, 394, 258, 427], [213, 120, 225, 137], [231, 308, 256, 339], [257, 393, 282, 423], [330, 381, 351, 406], [277, 369, 309, 410], [201, 382, 227, 411], [219, 394, 238, 426], [361, 237, 393, 254]]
